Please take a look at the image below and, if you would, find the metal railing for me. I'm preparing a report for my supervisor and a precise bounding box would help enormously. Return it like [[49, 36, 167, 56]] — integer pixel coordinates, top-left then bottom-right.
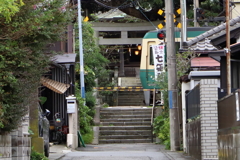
[[186, 84, 200, 120], [151, 88, 156, 143]]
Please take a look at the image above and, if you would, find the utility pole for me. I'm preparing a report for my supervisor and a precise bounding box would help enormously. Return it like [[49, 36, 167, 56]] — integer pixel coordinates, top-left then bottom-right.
[[78, 0, 85, 99], [165, 0, 180, 151], [180, 0, 187, 152], [194, 0, 200, 27], [226, 0, 231, 95], [180, 0, 187, 49]]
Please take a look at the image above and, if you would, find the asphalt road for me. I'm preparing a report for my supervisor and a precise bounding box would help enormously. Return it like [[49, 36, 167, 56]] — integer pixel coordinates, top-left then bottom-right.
[[58, 143, 193, 160]]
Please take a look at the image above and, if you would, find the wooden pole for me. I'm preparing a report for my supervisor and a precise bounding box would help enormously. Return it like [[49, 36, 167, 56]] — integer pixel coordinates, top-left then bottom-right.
[[226, 0, 231, 95]]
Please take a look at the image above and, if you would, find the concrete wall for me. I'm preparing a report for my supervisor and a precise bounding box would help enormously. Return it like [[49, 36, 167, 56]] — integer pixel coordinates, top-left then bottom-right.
[[182, 82, 191, 153], [200, 79, 218, 159]]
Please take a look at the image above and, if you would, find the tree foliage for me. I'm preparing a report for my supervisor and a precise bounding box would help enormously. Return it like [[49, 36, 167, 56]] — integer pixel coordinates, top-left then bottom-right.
[[153, 72, 170, 149], [75, 21, 112, 136], [153, 50, 197, 150], [75, 21, 111, 92], [0, 0, 74, 133], [0, 0, 24, 22], [176, 50, 199, 82]]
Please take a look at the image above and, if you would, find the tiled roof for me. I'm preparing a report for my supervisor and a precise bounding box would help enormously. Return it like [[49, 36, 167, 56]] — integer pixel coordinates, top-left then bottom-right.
[[183, 16, 240, 51], [191, 57, 220, 67], [188, 38, 217, 51]]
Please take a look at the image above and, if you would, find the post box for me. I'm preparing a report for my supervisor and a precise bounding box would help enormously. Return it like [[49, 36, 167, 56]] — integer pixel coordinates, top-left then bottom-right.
[[66, 96, 76, 113]]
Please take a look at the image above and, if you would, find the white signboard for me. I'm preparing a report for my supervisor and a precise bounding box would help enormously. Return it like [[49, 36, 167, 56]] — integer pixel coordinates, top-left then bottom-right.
[[152, 45, 165, 80]]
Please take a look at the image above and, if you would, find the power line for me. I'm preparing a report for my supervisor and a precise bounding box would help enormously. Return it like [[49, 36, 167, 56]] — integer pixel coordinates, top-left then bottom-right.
[[131, 0, 158, 30], [94, 0, 157, 30], [94, 0, 137, 9]]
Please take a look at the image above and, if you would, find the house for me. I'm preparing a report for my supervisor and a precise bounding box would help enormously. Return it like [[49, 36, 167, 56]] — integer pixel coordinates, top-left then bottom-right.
[[30, 24, 79, 157], [182, 13, 240, 159]]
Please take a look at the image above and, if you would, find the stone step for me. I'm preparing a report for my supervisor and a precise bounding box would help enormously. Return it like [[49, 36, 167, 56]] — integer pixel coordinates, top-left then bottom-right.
[[100, 107, 152, 111], [100, 111, 151, 115], [100, 114, 151, 117], [99, 130, 152, 136], [99, 126, 152, 131], [100, 118, 151, 122], [99, 135, 152, 140], [99, 107, 153, 144], [100, 121, 151, 126], [100, 108, 152, 114], [118, 102, 145, 106], [118, 94, 144, 97], [117, 91, 144, 106], [99, 139, 152, 144], [100, 114, 151, 119], [100, 113, 151, 117], [118, 95, 144, 101]]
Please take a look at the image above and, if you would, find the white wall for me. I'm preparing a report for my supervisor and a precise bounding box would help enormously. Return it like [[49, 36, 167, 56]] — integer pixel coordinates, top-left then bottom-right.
[[181, 82, 191, 153]]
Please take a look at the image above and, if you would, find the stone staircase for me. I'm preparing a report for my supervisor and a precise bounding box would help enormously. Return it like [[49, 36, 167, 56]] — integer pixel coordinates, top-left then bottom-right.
[[119, 77, 142, 87], [99, 107, 153, 144], [117, 91, 145, 106]]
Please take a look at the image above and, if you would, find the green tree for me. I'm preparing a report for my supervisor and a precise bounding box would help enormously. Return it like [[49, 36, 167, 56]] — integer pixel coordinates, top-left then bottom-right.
[[75, 21, 112, 139], [75, 22, 110, 92], [153, 72, 170, 149], [0, 0, 74, 133], [0, 0, 24, 22]]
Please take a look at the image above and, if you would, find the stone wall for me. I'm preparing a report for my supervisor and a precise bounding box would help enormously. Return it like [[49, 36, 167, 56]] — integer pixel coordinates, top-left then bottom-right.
[[0, 114, 31, 160], [200, 79, 218, 159], [0, 130, 31, 160]]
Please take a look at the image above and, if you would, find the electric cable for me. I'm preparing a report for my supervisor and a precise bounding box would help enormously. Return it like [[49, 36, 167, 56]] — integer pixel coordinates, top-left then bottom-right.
[[94, 0, 138, 9], [231, 6, 240, 18], [131, 0, 158, 30], [219, 0, 238, 18], [94, 0, 157, 30]]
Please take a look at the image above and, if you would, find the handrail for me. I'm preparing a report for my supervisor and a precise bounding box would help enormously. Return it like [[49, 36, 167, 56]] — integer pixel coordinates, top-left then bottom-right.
[[151, 88, 156, 143]]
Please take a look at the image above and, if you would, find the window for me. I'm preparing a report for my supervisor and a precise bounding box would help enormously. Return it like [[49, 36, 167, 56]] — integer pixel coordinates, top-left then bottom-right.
[[128, 31, 148, 38], [150, 46, 154, 65], [99, 31, 121, 38]]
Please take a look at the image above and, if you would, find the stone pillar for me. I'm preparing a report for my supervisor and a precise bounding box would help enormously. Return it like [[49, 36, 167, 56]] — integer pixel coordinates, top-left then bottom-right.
[[66, 96, 78, 149], [119, 48, 125, 77], [144, 91, 150, 106], [30, 103, 44, 155], [200, 79, 218, 159]]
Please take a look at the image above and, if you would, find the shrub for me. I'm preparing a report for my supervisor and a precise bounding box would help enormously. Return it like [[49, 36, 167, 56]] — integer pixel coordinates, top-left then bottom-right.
[[30, 149, 48, 160], [153, 112, 170, 150], [81, 129, 93, 144]]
